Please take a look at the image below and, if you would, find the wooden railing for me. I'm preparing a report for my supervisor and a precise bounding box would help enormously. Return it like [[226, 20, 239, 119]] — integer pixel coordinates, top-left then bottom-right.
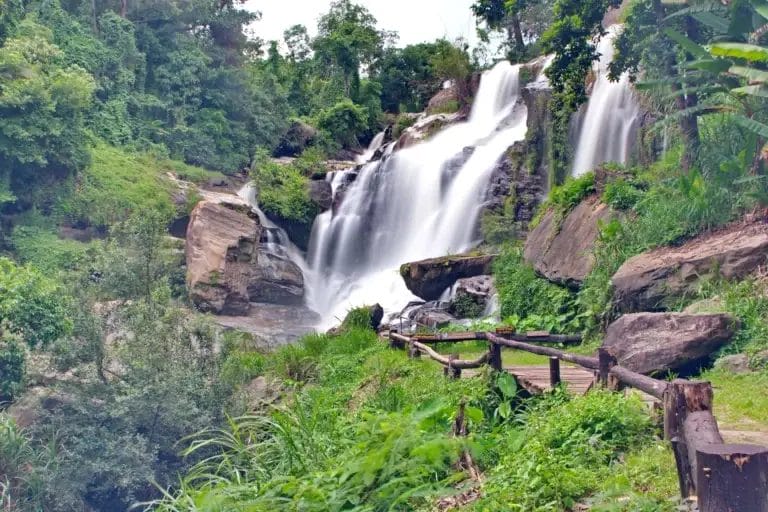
[[388, 329, 768, 512]]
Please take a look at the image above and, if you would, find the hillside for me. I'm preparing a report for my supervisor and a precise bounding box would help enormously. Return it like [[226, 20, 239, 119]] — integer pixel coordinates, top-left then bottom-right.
[[2, 0, 768, 511]]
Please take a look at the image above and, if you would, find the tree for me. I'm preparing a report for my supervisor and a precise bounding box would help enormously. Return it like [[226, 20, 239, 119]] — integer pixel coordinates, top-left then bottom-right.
[[313, 0, 388, 98], [429, 40, 474, 109], [0, 21, 95, 206], [472, 0, 553, 61]]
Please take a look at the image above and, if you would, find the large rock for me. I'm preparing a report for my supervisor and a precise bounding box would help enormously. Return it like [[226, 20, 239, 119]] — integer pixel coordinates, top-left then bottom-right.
[[524, 196, 613, 287], [274, 120, 317, 157], [449, 275, 495, 318], [186, 200, 304, 314], [309, 179, 332, 211], [612, 222, 768, 312], [400, 254, 496, 302], [603, 312, 738, 375]]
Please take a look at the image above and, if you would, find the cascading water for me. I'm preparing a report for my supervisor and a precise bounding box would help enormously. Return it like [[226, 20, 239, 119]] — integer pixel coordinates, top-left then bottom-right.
[[358, 130, 387, 164], [306, 61, 528, 327], [571, 24, 640, 177]]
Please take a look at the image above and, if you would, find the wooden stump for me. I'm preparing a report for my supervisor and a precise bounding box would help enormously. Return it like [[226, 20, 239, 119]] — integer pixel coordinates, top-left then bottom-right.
[[444, 354, 461, 379], [489, 342, 502, 372], [696, 444, 768, 512], [408, 342, 421, 359], [549, 357, 561, 388], [598, 348, 617, 389]]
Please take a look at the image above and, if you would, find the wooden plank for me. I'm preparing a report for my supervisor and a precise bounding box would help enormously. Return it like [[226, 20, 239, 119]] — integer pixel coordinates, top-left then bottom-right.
[[506, 365, 596, 396]]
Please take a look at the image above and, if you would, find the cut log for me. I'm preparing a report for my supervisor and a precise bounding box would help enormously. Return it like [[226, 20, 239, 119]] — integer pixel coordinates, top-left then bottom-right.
[[696, 444, 768, 512]]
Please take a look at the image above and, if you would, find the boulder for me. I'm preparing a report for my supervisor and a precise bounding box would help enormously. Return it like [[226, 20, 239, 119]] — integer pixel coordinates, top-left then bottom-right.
[[186, 200, 304, 315], [612, 222, 768, 313], [309, 179, 333, 211], [602, 312, 738, 375], [714, 354, 751, 374], [400, 254, 496, 302], [274, 120, 317, 158], [412, 305, 456, 330], [449, 275, 495, 318], [427, 85, 459, 114], [524, 196, 614, 287]]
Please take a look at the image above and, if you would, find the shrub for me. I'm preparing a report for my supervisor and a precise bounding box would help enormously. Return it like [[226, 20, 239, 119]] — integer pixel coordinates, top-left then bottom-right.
[[0, 330, 25, 402], [250, 149, 319, 224], [0, 258, 72, 348], [317, 99, 367, 149], [493, 247, 579, 332], [602, 178, 644, 210], [342, 306, 373, 330], [220, 351, 267, 388], [537, 171, 596, 221]]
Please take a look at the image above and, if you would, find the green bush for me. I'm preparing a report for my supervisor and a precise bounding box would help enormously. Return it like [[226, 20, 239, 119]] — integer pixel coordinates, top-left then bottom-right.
[[251, 149, 319, 224], [317, 99, 368, 149], [342, 306, 374, 330], [602, 178, 644, 210], [493, 247, 579, 332], [475, 390, 655, 511], [220, 351, 267, 388], [0, 331, 25, 401], [0, 258, 72, 348], [11, 226, 96, 274], [535, 171, 596, 224]]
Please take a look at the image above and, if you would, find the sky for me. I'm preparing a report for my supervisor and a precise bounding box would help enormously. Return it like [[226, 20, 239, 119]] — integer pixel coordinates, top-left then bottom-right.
[[244, 0, 480, 48]]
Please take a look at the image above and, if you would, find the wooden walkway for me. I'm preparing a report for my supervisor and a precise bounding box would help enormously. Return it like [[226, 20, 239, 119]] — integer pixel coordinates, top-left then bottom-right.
[[464, 365, 596, 395]]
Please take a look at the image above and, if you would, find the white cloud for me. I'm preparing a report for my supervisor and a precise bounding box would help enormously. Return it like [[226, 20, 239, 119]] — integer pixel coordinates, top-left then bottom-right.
[[244, 0, 479, 48]]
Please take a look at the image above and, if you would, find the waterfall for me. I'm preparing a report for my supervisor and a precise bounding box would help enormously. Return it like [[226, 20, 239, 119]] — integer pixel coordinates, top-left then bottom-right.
[[237, 185, 311, 279], [306, 61, 528, 327], [571, 25, 640, 177], [358, 130, 387, 164]]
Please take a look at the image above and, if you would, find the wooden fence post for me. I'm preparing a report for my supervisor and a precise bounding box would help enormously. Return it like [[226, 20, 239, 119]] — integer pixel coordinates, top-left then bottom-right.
[[408, 341, 421, 359], [389, 332, 404, 350], [696, 444, 768, 512], [444, 354, 461, 379], [489, 341, 503, 372], [663, 380, 721, 498], [549, 357, 561, 388], [598, 348, 617, 389]]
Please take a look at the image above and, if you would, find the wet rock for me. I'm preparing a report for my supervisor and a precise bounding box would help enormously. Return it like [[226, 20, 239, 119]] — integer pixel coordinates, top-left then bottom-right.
[[400, 254, 496, 302], [186, 201, 304, 315], [412, 304, 456, 330], [449, 275, 495, 318], [309, 179, 333, 211], [524, 196, 614, 288], [715, 354, 751, 374], [602, 312, 738, 375], [214, 304, 320, 348], [612, 222, 768, 313]]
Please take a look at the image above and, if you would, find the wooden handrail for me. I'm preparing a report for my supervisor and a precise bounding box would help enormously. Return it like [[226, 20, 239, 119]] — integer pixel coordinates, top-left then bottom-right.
[[485, 333, 599, 369], [411, 340, 489, 369]]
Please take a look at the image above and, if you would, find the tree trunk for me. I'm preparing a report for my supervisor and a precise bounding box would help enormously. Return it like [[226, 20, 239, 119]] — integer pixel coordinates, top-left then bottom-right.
[[120, 0, 128, 18], [508, 14, 525, 56]]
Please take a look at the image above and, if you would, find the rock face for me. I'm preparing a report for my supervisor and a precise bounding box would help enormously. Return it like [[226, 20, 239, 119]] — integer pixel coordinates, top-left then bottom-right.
[[449, 275, 495, 318], [400, 254, 496, 302], [602, 312, 738, 375], [186, 200, 304, 315], [612, 222, 768, 313], [309, 178, 332, 211], [274, 120, 317, 157], [524, 196, 614, 287]]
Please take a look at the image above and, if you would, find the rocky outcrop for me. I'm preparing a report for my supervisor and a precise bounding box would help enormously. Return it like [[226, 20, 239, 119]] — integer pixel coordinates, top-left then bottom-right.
[[524, 196, 614, 287], [427, 85, 459, 115], [400, 254, 496, 301], [309, 178, 332, 211], [602, 312, 738, 375], [612, 222, 768, 313], [274, 120, 317, 158], [394, 112, 465, 151], [186, 200, 304, 315], [448, 275, 495, 318]]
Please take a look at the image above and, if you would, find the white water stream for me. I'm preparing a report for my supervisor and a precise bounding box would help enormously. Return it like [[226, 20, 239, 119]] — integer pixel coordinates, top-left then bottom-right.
[[571, 25, 640, 177], [305, 61, 528, 327]]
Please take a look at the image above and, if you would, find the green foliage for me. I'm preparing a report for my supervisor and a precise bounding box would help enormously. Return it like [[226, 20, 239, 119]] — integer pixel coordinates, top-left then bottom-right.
[[493, 246, 579, 332], [451, 293, 486, 319], [0, 19, 95, 207], [0, 329, 25, 401], [537, 171, 596, 221], [251, 149, 319, 224], [56, 144, 176, 229], [342, 306, 374, 330], [0, 258, 71, 348], [429, 41, 474, 108], [602, 178, 644, 211], [475, 390, 655, 511], [11, 225, 96, 274], [317, 98, 368, 149]]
